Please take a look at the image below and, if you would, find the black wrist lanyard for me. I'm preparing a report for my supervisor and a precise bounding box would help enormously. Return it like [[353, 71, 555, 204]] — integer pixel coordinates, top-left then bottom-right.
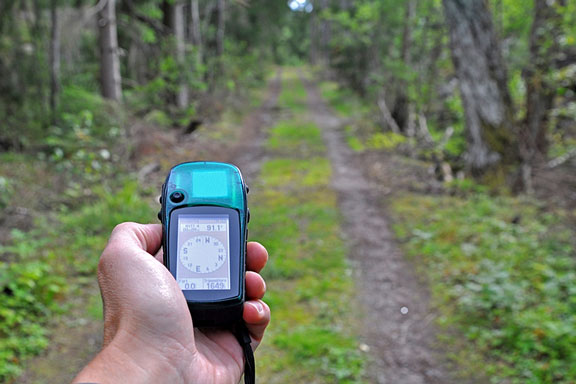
[[234, 322, 255, 384]]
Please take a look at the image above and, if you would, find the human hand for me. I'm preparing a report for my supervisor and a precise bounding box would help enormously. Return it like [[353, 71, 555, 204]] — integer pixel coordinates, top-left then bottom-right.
[[73, 222, 270, 384]]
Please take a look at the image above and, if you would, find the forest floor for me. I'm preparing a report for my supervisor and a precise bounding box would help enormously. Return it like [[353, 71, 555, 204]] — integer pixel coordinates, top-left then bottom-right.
[[13, 68, 464, 383], [15, 72, 282, 384]]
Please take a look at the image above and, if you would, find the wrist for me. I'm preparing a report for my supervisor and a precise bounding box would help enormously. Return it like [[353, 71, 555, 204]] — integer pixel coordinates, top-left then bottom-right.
[[73, 330, 194, 384]]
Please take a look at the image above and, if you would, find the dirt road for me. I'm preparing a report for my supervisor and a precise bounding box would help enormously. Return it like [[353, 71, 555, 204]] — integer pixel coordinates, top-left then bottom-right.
[[18, 69, 455, 383], [303, 75, 456, 384]]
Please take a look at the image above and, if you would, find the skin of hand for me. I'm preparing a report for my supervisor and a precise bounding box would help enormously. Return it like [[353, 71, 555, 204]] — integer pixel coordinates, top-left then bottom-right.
[[73, 222, 270, 384]]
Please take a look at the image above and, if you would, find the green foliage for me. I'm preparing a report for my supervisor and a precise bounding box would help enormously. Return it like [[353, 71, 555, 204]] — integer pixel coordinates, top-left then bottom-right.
[[346, 134, 365, 152], [321, 80, 411, 153], [0, 176, 13, 210], [0, 178, 156, 381], [319, 81, 366, 118], [365, 132, 406, 150], [320, 0, 576, 178], [124, 41, 202, 119], [391, 192, 576, 383], [218, 43, 269, 91], [275, 327, 365, 383], [0, 0, 286, 151], [58, 181, 156, 274], [59, 86, 107, 121], [0, 229, 67, 381], [60, 181, 154, 237], [445, 178, 489, 195], [321, 80, 410, 154], [548, 132, 576, 160], [38, 85, 126, 186], [0, 260, 65, 381], [342, 128, 408, 153]]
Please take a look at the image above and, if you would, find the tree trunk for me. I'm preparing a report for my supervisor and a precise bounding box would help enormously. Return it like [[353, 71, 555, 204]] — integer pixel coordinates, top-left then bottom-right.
[[521, 0, 563, 176], [161, 0, 175, 30], [49, 0, 61, 121], [98, 0, 122, 101], [318, 0, 331, 64], [339, 0, 352, 9], [401, 0, 415, 65], [392, 0, 416, 133], [32, 0, 48, 116], [190, 0, 202, 64], [442, 0, 515, 173], [173, 1, 189, 109], [201, 0, 217, 43], [309, 10, 319, 65], [217, 0, 225, 57]]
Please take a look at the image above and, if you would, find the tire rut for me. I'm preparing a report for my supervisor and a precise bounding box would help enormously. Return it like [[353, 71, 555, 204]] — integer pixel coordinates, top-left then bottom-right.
[[231, 69, 282, 184], [302, 75, 457, 384]]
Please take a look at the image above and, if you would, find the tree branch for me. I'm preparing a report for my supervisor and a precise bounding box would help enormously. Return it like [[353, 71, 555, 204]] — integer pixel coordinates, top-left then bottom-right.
[[81, 0, 108, 24], [547, 148, 576, 168], [377, 95, 401, 134], [123, 0, 167, 36]]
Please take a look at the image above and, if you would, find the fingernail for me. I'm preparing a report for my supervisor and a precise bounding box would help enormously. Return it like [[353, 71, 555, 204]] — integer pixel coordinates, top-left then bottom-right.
[[254, 301, 264, 314]]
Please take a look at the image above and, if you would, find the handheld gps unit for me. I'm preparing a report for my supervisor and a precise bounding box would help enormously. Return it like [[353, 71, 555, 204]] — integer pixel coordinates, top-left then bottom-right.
[[159, 161, 249, 327]]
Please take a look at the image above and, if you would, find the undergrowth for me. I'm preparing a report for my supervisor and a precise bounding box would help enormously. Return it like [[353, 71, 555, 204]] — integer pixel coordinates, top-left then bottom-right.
[[0, 180, 155, 381], [0, 100, 152, 381], [391, 192, 576, 383], [320, 81, 406, 152]]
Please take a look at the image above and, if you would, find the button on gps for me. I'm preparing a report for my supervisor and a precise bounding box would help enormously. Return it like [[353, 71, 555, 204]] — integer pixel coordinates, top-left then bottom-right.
[[170, 191, 185, 203]]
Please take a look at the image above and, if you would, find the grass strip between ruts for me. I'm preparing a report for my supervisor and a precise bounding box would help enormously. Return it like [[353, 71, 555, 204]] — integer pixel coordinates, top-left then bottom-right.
[[251, 70, 366, 383]]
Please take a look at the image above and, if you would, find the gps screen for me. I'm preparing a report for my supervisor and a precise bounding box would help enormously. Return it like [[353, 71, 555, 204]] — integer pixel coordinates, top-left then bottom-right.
[[176, 214, 231, 290]]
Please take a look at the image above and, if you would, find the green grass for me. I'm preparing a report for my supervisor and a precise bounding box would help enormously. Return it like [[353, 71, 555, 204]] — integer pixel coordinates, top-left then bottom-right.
[[267, 120, 325, 156], [319, 81, 366, 118], [0, 258, 64, 380], [86, 294, 104, 321], [260, 158, 332, 189], [391, 192, 576, 384], [278, 69, 308, 113], [252, 73, 366, 383], [0, 180, 156, 381]]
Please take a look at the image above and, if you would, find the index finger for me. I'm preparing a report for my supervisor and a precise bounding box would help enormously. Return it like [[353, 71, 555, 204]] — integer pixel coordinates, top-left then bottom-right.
[[104, 222, 163, 258], [246, 242, 268, 273]]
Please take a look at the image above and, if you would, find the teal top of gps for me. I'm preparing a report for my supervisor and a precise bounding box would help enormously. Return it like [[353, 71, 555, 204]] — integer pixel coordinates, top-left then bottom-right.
[[168, 161, 246, 207], [162, 161, 248, 229]]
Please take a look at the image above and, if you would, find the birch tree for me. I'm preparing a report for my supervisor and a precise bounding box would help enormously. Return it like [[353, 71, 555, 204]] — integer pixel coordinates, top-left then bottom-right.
[[217, 0, 226, 57], [173, 1, 189, 108], [190, 0, 203, 65], [98, 0, 122, 101], [49, 0, 61, 120]]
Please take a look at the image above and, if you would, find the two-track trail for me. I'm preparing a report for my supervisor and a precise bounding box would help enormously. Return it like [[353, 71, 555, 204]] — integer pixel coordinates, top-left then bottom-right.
[[302, 74, 456, 384], [17, 68, 455, 383]]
